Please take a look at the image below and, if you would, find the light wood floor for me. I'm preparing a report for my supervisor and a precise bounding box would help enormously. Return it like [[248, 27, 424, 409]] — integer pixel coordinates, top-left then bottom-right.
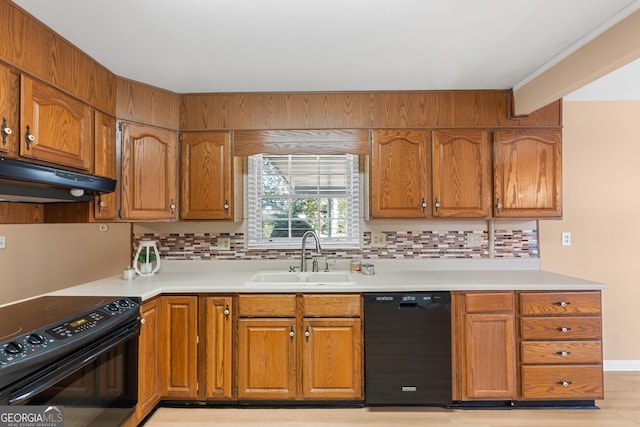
[[144, 372, 639, 426]]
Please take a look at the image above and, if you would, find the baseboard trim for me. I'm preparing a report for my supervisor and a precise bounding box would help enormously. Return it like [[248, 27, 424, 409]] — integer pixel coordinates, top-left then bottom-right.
[[604, 360, 640, 371]]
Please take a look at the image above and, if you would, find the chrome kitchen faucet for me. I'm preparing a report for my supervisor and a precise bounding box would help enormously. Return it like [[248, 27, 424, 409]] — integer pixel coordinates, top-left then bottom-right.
[[300, 230, 322, 272]]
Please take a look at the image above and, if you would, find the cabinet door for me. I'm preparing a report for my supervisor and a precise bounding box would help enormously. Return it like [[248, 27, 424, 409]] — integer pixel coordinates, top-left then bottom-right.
[[203, 296, 233, 399], [301, 318, 362, 400], [237, 318, 297, 400], [120, 122, 178, 220], [160, 296, 198, 398], [370, 130, 429, 218], [493, 129, 562, 218], [432, 129, 490, 218], [463, 313, 516, 400], [20, 75, 92, 171], [92, 111, 116, 221], [136, 298, 161, 423], [0, 63, 19, 156], [180, 131, 233, 220]]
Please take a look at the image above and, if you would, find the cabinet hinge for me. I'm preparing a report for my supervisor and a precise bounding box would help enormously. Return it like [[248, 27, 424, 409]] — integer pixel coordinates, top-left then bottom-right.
[[178, 132, 183, 143], [196, 335, 199, 344], [368, 130, 372, 142], [118, 121, 122, 132], [117, 208, 122, 219]]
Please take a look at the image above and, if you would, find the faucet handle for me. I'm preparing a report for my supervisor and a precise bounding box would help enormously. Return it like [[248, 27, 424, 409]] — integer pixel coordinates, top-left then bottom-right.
[[289, 265, 300, 272], [311, 257, 319, 272]]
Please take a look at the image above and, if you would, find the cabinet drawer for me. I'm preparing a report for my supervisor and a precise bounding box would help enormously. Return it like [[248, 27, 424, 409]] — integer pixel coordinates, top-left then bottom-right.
[[465, 292, 514, 313], [519, 292, 601, 316], [238, 294, 296, 317], [520, 317, 601, 340], [302, 294, 361, 317], [521, 365, 603, 400], [521, 341, 602, 365]]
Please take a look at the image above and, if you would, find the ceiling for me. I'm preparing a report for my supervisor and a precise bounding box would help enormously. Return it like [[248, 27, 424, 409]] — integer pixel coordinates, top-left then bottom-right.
[[10, 0, 640, 99]]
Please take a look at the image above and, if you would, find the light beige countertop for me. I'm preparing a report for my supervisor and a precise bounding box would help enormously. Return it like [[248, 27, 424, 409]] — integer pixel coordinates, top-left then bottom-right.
[[47, 259, 607, 301]]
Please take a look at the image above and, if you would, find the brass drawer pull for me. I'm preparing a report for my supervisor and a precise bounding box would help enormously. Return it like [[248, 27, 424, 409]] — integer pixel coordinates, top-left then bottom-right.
[[553, 301, 571, 307], [555, 351, 571, 357], [557, 380, 572, 387], [556, 327, 572, 333]]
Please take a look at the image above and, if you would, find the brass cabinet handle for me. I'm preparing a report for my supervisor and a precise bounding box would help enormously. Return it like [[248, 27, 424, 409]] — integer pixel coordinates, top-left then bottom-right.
[[224, 200, 230, 211], [25, 125, 35, 149], [170, 198, 176, 215], [289, 326, 295, 338], [421, 198, 427, 211], [555, 327, 572, 333], [1, 117, 12, 146], [557, 380, 572, 387], [305, 325, 310, 340], [555, 351, 571, 357], [224, 304, 230, 319], [434, 197, 440, 213], [553, 301, 570, 307], [495, 198, 502, 214]]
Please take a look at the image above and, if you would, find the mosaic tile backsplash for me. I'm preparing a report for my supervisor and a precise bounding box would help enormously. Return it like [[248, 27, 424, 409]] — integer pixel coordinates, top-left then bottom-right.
[[133, 229, 538, 261]]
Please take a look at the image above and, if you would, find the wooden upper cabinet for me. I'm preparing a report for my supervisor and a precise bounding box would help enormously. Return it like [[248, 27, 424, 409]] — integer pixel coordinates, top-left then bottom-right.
[[370, 130, 429, 218], [0, 63, 19, 156], [92, 111, 117, 221], [19, 75, 92, 171], [493, 129, 562, 218], [431, 130, 490, 218], [180, 131, 233, 220], [120, 122, 178, 221]]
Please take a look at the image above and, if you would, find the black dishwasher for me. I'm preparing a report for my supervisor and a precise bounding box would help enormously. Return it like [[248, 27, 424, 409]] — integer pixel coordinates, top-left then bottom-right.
[[364, 292, 452, 406]]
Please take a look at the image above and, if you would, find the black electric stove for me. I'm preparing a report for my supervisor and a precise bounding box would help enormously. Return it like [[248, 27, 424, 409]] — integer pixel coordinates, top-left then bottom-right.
[[0, 295, 140, 392]]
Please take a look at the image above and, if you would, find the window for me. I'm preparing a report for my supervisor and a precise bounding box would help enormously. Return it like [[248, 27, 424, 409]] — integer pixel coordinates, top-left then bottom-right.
[[248, 154, 360, 248]]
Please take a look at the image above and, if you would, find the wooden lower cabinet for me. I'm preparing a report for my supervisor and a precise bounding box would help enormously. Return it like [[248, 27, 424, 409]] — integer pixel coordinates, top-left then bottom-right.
[[302, 318, 362, 399], [203, 296, 234, 399], [134, 298, 161, 424], [452, 292, 517, 401], [518, 291, 603, 400], [237, 318, 297, 400], [160, 296, 199, 398], [453, 290, 604, 403], [237, 293, 363, 401]]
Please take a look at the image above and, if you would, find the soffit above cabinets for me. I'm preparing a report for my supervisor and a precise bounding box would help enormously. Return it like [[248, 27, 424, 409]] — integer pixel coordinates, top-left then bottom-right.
[[10, 0, 640, 101]]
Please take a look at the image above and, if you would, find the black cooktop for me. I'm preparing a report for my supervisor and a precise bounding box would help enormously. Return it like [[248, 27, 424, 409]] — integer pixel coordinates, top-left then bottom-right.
[[0, 295, 131, 344]]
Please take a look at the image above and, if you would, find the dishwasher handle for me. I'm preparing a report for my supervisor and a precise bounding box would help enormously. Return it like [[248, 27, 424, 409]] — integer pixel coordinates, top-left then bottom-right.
[[399, 301, 419, 309]]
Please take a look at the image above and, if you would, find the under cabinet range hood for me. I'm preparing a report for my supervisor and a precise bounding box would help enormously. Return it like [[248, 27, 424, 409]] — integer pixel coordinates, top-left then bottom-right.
[[0, 157, 116, 203]]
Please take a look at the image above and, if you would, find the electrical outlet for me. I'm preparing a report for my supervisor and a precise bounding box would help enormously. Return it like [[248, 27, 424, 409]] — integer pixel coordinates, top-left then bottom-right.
[[0, 236, 5, 249], [561, 232, 571, 246], [465, 233, 482, 247], [217, 237, 231, 251], [371, 232, 387, 248]]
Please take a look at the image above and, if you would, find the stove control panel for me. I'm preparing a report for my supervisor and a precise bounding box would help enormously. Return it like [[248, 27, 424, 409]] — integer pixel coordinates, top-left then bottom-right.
[[0, 297, 139, 367]]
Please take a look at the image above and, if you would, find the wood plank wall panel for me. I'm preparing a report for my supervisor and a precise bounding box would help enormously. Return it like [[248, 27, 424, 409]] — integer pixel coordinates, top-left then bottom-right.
[[181, 91, 561, 131], [116, 78, 181, 130], [0, 0, 115, 114]]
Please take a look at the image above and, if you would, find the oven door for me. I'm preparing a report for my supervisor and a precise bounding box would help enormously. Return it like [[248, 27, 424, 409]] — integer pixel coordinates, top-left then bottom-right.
[[5, 320, 139, 427]]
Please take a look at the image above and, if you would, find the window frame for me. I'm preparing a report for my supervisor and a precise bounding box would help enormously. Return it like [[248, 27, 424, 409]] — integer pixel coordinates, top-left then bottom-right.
[[247, 153, 360, 249]]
